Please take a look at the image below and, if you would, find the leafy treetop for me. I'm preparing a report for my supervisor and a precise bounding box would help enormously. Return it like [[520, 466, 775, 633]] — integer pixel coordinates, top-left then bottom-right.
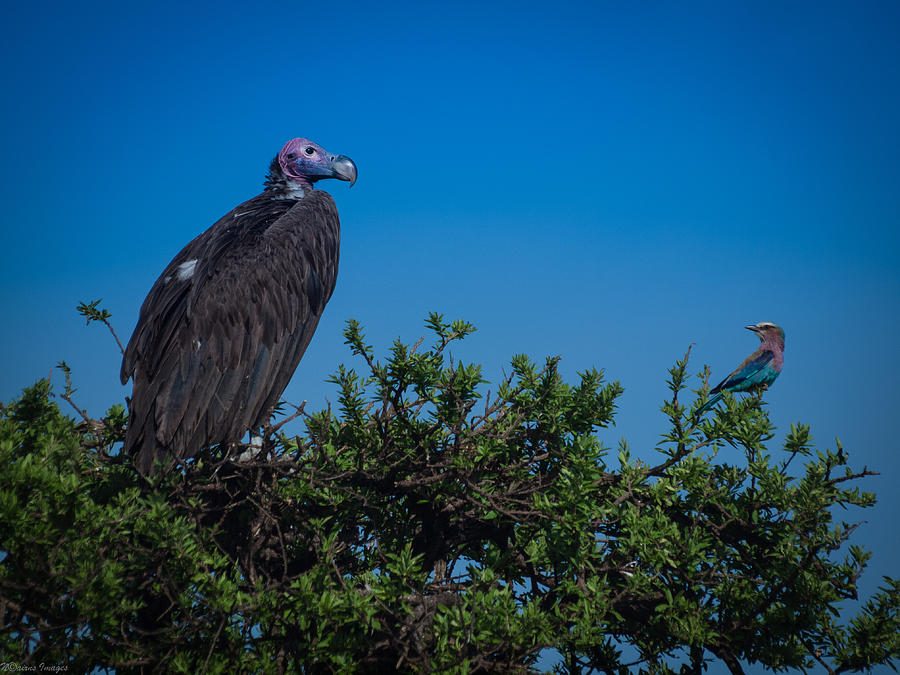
[[0, 310, 897, 673]]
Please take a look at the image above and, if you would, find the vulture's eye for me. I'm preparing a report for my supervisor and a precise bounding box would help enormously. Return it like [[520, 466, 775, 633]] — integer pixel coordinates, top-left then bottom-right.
[[304, 146, 316, 156]]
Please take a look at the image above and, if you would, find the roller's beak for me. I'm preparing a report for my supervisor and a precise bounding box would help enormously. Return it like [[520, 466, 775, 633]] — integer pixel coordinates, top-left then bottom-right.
[[745, 324, 760, 333], [330, 154, 357, 187]]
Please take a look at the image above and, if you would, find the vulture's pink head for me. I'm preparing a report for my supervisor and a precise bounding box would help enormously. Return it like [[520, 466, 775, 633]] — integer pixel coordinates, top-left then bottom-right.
[[277, 138, 357, 190]]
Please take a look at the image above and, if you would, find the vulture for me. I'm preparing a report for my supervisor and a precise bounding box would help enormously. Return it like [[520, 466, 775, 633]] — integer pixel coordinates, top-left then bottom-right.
[[121, 138, 357, 474]]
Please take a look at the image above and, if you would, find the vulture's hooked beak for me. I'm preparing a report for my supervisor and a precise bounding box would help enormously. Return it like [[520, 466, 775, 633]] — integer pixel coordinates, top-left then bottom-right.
[[330, 155, 357, 187]]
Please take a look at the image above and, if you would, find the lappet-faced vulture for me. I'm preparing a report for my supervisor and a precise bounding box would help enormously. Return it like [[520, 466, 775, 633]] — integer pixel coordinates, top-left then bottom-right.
[[121, 138, 357, 474]]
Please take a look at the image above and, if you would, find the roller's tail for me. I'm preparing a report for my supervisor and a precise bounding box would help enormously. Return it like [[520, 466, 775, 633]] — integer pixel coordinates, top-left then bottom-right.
[[694, 391, 724, 419]]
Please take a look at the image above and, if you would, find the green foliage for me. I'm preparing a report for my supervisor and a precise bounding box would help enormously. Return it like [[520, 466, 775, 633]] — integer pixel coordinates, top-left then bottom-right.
[[77, 299, 114, 325], [0, 314, 896, 673]]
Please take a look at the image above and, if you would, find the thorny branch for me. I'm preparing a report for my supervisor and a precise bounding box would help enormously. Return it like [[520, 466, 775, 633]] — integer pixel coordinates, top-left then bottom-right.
[[5, 321, 889, 673]]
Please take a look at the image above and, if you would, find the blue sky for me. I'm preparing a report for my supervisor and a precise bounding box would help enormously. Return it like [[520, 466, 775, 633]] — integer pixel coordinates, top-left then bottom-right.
[[1, 0, 898, 670]]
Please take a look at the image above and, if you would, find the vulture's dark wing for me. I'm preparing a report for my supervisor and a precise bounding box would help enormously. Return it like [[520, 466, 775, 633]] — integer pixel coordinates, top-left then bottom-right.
[[121, 190, 340, 473]]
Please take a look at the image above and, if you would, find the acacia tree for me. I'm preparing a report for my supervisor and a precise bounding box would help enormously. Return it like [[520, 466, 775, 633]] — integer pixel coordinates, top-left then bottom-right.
[[0, 310, 897, 673]]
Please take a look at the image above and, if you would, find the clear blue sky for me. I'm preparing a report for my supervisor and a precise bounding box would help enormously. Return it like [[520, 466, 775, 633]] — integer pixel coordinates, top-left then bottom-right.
[[2, 1, 898, 670]]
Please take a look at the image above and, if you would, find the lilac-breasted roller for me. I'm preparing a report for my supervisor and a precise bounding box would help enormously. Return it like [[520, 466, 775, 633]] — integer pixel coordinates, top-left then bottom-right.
[[696, 322, 785, 416]]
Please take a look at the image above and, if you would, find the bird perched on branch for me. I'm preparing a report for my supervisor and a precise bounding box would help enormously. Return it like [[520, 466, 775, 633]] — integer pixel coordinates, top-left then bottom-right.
[[696, 322, 785, 416], [121, 138, 357, 475]]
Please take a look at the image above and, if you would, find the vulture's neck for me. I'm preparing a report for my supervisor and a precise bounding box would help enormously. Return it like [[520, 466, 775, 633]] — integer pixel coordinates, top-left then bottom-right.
[[263, 158, 309, 200]]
